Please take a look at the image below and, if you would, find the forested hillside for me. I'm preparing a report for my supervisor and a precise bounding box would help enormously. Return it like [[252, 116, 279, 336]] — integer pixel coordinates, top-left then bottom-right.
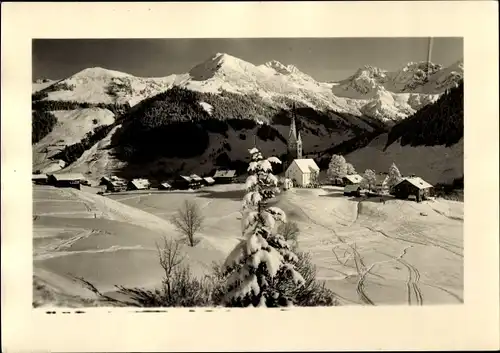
[[112, 87, 369, 164], [385, 81, 464, 149]]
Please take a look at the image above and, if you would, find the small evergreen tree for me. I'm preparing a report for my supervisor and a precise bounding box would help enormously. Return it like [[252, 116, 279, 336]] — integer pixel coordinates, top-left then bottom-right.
[[223, 147, 305, 307], [327, 154, 347, 181], [386, 163, 403, 190], [362, 169, 377, 191]]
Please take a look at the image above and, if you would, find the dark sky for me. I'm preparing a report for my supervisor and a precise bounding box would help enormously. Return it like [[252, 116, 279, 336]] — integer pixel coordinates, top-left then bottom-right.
[[32, 38, 463, 82]]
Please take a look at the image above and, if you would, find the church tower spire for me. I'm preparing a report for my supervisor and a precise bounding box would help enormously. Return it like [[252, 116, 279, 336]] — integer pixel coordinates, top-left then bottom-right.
[[286, 103, 302, 167]]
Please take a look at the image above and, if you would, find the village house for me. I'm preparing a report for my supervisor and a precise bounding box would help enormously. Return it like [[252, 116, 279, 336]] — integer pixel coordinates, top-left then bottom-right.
[[392, 177, 434, 202], [32, 173, 48, 185], [285, 159, 320, 187], [344, 184, 362, 197], [127, 178, 151, 191], [158, 182, 172, 190], [213, 169, 237, 184], [342, 174, 363, 186], [202, 176, 216, 187], [47, 173, 85, 190], [100, 176, 127, 192], [189, 174, 204, 189], [174, 175, 191, 190]]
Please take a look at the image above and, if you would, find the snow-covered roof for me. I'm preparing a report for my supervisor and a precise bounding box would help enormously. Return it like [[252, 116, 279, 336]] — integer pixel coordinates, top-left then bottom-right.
[[290, 159, 320, 174], [32, 174, 48, 179], [179, 175, 192, 182], [130, 178, 150, 189], [343, 174, 363, 184], [203, 177, 215, 184], [189, 174, 203, 181], [344, 184, 362, 192], [214, 170, 237, 178], [160, 182, 172, 188], [50, 173, 85, 181], [399, 177, 433, 189]]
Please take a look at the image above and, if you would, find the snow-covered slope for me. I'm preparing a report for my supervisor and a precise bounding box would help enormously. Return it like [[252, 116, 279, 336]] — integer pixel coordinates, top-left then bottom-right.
[[32, 108, 116, 174], [344, 133, 463, 185], [33, 79, 57, 93]]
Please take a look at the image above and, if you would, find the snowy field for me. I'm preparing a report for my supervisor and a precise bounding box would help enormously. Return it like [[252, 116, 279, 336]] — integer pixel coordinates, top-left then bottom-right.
[[33, 183, 463, 307]]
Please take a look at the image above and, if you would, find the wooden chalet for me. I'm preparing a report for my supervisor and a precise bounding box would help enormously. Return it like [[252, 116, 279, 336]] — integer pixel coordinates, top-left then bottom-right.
[[174, 175, 191, 190], [213, 169, 237, 184], [127, 178, 151, 191], [202, 176, 216, 187], [393, 177, 433, 202], [47, 173, 85, 190], [32, 173, 48, 185], [189, 174, 203, 189], [344, 184, 362, 197], [100, 176, 127, 192], [159, 182, 172, 190], [342, 174, 363, 186]]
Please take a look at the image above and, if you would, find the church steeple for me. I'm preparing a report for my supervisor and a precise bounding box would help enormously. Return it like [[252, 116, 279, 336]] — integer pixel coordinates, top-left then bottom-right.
[[288, 113, 297, 143], [287, 104, 302, 165]]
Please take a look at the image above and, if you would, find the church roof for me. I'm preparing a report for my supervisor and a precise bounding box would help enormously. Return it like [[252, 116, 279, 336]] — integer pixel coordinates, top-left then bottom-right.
[[290, 159, 319, 174]]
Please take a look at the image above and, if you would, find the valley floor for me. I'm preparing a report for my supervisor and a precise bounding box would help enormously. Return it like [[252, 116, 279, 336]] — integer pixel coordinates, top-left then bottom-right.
[[32, 183, 463, 307]]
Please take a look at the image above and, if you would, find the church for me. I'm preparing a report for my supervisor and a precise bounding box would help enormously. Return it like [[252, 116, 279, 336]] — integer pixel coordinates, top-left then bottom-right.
[[284, 109, 320, 187]]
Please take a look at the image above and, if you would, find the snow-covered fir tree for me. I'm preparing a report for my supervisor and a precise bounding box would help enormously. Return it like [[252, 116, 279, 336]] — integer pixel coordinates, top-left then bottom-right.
[[386, 163, 403, 190], [223, 147, 305, 307], [327, 154, 347, 181]]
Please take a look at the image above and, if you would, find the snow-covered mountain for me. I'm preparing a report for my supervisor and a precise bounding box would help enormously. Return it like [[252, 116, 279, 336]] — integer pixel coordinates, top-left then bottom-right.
[[32, 53, 463, 180], [37, 67, 190, 107], [330, 60, 463, 121], [35, 54, 463, 123]]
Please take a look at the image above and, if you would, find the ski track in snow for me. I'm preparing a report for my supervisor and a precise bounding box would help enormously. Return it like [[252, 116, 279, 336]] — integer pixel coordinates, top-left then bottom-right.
[[33, 185, 463, 307]]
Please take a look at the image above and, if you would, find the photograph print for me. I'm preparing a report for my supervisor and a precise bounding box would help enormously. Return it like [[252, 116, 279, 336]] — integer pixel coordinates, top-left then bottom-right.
[[32, 37, 464, 308]]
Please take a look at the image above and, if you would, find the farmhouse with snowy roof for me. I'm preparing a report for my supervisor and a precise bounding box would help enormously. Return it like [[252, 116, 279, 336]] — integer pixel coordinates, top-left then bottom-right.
[[47, 173, 86, 190], [202, 176, 216, 186], [213, 169, 237, 184], [127, 178, 151, 191], [342, 174, 363, 185], [285, 159, 320, 187], [393, 176, 433, 202]]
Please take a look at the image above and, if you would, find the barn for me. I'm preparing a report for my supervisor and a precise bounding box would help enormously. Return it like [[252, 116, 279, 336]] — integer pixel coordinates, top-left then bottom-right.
[[202, 176, 216, 187], [47, 173, 85, 190], [393, 177, 433, 202], [285, 159, 320, 187], [100, 176, 127, 192], [189, 174, 203, 189], [342, 174, 363, 185], [32, 174, 48, 185], [159, 182, 172, 190], [127, 178, 151, 191], [344, 184, 362, 197], [213, 170, 237, 184], [174, 175, 191, 190]]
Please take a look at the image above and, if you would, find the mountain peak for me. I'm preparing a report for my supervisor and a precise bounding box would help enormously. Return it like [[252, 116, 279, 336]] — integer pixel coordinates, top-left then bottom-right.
[[264, 60, 302, 75], [189, 52, 256, 81], [71, 67, 132, 80]]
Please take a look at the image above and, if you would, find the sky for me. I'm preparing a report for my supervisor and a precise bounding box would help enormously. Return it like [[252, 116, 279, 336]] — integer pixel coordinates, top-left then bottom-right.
[[33, 38, 463, 82]]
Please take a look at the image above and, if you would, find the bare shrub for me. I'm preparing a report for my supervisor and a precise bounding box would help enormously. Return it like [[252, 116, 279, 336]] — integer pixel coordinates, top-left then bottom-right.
[[278, 221, 300, 247], [170, 200, 204, 246]]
